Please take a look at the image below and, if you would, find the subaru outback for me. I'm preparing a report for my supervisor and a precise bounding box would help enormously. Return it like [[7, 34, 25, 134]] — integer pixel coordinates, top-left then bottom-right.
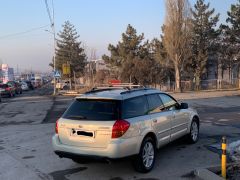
[[52, 87, 200, 173]]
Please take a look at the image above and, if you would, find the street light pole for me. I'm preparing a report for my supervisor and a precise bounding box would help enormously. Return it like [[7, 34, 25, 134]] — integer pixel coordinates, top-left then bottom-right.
[[52, 0, 56, 95], [44, 0, 57, 95], [52, 26, 56, 95]]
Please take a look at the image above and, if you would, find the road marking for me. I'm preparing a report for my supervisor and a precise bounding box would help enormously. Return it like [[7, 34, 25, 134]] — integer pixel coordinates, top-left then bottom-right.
[[218, 119, 230, 122]]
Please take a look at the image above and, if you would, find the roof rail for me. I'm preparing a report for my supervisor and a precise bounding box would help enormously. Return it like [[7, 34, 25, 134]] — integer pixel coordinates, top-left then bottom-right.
[[84, 87, 128, 94], [84, 83, 147, 94], [120, 87, 154, 94]]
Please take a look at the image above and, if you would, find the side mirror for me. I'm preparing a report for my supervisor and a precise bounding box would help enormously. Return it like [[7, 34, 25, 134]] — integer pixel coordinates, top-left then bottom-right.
[[180, 103, 188, 109]]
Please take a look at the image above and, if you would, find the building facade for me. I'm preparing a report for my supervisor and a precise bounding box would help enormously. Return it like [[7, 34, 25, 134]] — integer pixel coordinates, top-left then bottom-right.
[[0, 64, 14, 83]]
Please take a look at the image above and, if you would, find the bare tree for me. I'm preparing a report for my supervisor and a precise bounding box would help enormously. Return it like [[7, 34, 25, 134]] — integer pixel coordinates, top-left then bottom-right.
[[88, 48, 97, 86], [162, 0, 192, 92]]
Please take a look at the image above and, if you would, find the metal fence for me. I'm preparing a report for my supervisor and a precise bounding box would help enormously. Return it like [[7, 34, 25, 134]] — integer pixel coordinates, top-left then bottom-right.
[[156, 78, 240, 92], [60, 78, 240, 93]]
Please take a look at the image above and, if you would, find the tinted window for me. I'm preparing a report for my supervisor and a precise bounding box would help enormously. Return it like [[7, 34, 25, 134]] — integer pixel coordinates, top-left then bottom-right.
[[159, 94, 178, 110], [122, 96, 148, 119], [62, 99, 120, 121], [147, 94, 164, 114]]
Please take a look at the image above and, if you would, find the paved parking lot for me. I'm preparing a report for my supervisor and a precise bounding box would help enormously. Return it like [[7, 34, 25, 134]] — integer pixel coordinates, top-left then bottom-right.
[[0, 88, 239, 180]]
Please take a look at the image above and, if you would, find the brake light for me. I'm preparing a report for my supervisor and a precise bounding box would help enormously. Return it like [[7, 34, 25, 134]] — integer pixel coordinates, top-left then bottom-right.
[[112, 119, 130, 138], [55, 120, 59, 134], [6, 87, 11, 91]]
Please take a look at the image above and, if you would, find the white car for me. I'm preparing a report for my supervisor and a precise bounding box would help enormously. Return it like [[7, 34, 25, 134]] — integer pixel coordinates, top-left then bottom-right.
[[52, 87, 200, 173], [21, 82, 29, 91]]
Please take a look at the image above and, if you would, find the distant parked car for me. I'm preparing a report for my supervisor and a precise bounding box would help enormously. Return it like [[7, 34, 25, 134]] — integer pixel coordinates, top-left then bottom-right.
[[16, 82, 23, 94], [0, 84, 15, 97], [0, 85, 4, 97], [21, 82, 29, 91], [25, 81, 34, 90], [7, 81, 22, 94], [56, 80, 70, 90]]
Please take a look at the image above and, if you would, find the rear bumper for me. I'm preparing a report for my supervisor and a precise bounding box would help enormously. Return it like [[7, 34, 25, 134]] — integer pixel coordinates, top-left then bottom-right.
[[55, 150, 115, 163], [52, 134, 139, 159]]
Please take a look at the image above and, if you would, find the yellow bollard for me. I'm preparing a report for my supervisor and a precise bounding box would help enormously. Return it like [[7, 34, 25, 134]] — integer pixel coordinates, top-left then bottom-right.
[[221, 136, 227, 179]]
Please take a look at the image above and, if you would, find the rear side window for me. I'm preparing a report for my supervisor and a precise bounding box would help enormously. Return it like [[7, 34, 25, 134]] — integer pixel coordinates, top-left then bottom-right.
[[62, 99, 120, 121], [147, 94, 164, 114], [122, 96, 148, 119]]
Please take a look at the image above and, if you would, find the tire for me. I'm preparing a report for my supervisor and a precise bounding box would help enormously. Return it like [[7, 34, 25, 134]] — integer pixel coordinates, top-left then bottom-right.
[[133, 136, 156, 173], [187, 118, 199, 144]]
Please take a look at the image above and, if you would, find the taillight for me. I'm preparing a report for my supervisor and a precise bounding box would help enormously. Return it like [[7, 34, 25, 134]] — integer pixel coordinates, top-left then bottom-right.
[[6, 87, 10, 91], [55, 120, 59, 134], [112, 119, 130, 138]]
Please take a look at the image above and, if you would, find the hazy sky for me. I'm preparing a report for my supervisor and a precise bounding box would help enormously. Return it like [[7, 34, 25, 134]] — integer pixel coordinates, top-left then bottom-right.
[[0, 0, 237, 72]]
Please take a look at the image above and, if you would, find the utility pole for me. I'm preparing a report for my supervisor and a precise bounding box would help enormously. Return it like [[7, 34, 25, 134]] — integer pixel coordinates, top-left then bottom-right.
[[44, 0, 56, 95], [52, 0, 56, 95]]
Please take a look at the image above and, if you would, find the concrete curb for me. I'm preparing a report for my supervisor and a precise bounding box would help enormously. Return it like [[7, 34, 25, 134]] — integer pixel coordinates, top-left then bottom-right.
[[61, 93, 80, 96], [194, 163, 240, 180], [194, 168, 224, 180]]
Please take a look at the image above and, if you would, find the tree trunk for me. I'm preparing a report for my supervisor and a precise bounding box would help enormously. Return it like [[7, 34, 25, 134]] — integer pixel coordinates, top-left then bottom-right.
[[229, 66, 231, 82], [221, 66, 224, 80], [174, 64, 181, 92], [237, 65, 239, 79], [238, 65, 240, 88]]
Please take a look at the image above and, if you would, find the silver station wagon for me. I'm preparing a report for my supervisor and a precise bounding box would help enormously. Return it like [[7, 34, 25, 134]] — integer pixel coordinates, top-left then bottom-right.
[[52, 87, 200, 173]]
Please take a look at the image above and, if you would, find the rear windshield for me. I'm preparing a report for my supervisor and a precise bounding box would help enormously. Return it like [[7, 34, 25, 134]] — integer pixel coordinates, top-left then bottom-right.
[[62, 99, 120, 121]]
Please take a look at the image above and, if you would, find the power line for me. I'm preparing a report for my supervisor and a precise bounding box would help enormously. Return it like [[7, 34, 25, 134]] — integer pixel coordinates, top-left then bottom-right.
[[0, 24, 50, 40], [44, 0, 57, 95], [44, 0, 54, 26]]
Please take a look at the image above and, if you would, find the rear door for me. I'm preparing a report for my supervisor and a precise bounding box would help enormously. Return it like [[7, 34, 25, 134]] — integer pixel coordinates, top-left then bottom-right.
[[58, 98, 121, 148]]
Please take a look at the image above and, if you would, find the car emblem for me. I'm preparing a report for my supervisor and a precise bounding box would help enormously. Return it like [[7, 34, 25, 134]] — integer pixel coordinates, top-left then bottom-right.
[[79, 125, 83, 128]]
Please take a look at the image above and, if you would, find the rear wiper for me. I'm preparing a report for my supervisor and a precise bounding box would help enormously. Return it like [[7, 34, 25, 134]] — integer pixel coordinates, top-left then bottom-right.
[[66, 115, 87, 120]]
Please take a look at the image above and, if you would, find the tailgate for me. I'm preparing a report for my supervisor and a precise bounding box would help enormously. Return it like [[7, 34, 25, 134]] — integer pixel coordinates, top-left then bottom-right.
[[58, 119, 115, 148]]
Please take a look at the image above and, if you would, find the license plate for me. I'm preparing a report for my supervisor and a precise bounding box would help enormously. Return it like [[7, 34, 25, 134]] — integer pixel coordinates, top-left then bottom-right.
[[70, 129, 94, 138]]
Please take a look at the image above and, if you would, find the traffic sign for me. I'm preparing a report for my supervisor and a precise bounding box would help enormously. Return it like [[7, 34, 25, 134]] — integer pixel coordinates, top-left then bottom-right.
[[62, 63, 70, 75], [54, 71, 61, 78]]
